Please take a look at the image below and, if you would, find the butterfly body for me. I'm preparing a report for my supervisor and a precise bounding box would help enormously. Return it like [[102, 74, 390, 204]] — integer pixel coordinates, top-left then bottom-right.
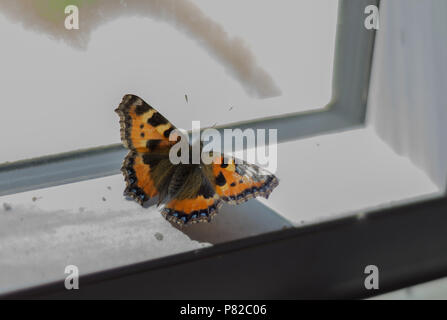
[[115, 94, 278, 226]]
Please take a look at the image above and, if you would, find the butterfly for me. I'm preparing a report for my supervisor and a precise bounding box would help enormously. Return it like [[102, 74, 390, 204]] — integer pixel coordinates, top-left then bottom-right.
[[115, 94, 279, 226]]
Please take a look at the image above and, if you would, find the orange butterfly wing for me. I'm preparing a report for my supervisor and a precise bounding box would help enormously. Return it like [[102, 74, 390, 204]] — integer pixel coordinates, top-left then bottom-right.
[[121, 151, 159, 205], [115, 94, 178, 153], [212, 155, 279, 205], [161, 165, 222, 225], [115, 94, 179, 203], [162, 155, 279, 226], [162, 196, 222, 225]]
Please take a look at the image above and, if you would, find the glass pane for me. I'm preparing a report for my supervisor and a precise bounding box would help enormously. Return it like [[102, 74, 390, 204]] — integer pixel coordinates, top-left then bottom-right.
[[0, 0, 338, 163]]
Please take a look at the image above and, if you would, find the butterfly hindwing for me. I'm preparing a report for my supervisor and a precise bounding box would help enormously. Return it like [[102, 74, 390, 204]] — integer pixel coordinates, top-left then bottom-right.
[[162, 196, 223, 225], [212, 155, 279, 204], [121, 151, 159, 205], [161, 164, 222, 225], [115, 94, 178, 153]]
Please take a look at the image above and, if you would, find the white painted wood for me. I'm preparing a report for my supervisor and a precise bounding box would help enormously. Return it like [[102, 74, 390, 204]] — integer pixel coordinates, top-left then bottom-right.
[[367, 0, 447, 190], [0, 174, 291, 293], [0, 127, 440, 294], [259, 128, 440, 225]]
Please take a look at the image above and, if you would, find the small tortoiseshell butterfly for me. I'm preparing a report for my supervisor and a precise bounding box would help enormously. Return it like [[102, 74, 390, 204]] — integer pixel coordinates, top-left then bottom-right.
[[115, 94, 279, 226]]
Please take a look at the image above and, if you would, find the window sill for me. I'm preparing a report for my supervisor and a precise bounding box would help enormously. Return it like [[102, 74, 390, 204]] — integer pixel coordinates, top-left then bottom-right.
[[0, 126, 440, 295]]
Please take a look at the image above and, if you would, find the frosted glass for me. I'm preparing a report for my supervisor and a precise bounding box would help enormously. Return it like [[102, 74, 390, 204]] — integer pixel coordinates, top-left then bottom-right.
[[0, 0, 338, 162]]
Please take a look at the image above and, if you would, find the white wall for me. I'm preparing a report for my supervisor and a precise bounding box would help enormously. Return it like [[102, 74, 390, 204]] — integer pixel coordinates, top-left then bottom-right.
[[367, 0, 447, 190]]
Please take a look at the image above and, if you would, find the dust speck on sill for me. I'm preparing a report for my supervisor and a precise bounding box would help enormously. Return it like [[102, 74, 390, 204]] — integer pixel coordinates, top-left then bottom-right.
[[154, 232, 164, 241]]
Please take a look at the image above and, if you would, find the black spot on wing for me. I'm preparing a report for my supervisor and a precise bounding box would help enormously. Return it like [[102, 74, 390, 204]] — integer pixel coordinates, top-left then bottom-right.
[[197, 179, 216, 199], [230, 182, 236, 187], [215, 172, 226, 186], [146, 140, 161, 150], [135, 101, 152, 115], [142, 154, 163, 168], [163, 127, 174, 138], [220, 163, 228, 168], [147, 112, 168, 126]]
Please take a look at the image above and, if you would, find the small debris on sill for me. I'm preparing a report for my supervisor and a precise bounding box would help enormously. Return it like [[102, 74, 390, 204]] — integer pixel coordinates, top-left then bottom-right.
[[107, 186, 112, 190], [102, 197, 107, 202], [3, 203, 12, 211], [154, 232, 164, 241], [32, 196, 42, 202]]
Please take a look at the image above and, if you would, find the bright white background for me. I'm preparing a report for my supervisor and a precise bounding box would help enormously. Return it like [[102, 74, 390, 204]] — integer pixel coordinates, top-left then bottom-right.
[[0, 0, 338, 163]]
